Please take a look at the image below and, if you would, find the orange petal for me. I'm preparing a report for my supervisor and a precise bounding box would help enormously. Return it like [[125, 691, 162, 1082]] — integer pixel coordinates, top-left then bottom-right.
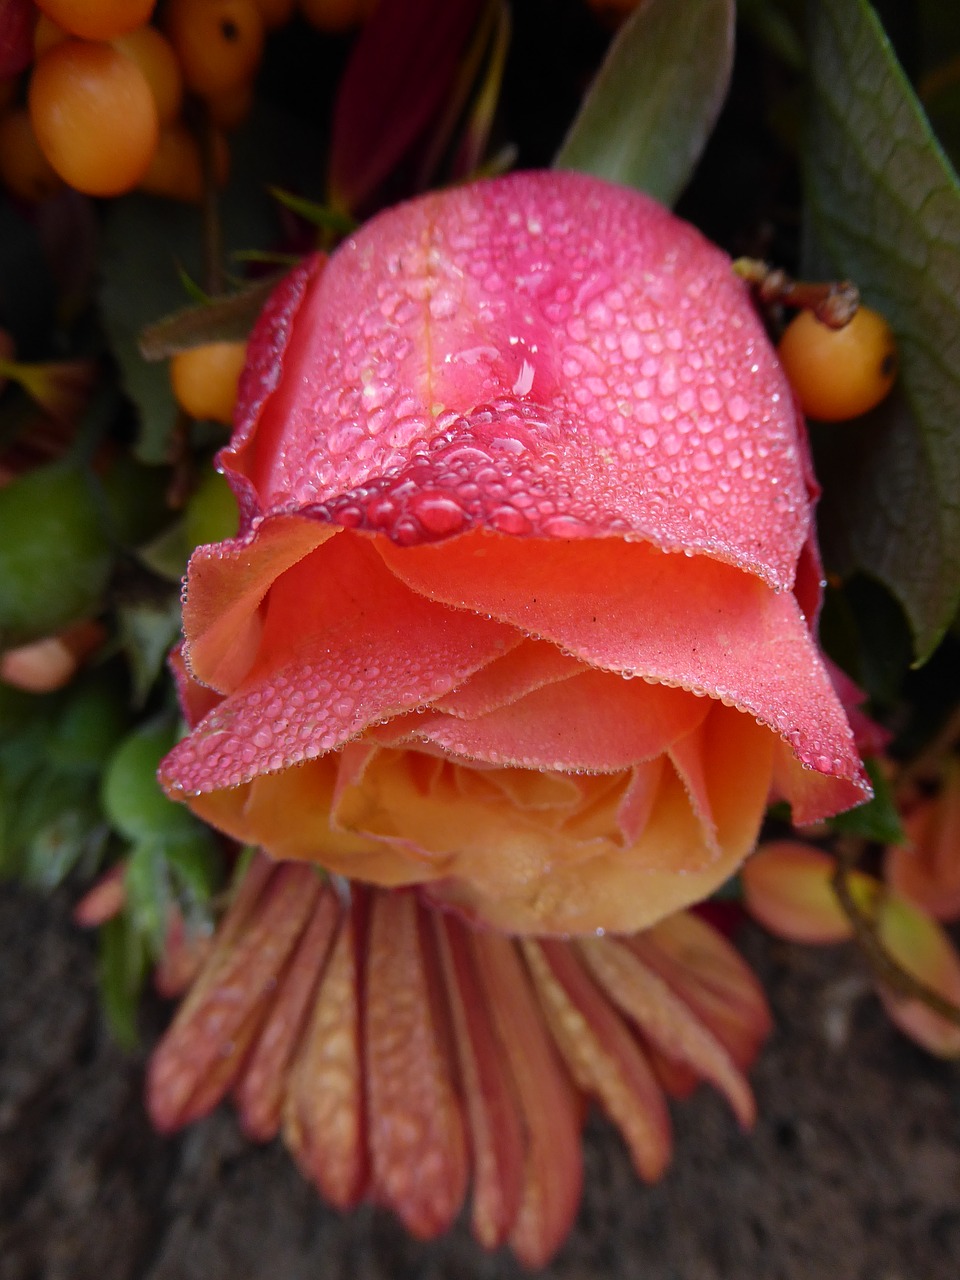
[[470, 930, 583, 1269], [365, 891, 468, 1237], [524, 938, 672, 1183], [577, 935, 756, 1127], [283, 896, 369, 1207], [147, 861, 323, 1131], [434, 911, 526, 1249], [234, 883, 342, 1140], [875, 894, 960, 1058], [632, 911, 772, 1071]]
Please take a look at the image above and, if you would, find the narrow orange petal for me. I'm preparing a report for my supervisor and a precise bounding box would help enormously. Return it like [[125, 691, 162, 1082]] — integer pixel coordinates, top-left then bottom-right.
[[365, 891, 468, 1237], [434, 911, 526, 1249], [470, 930, 583, 1269], [524, 938, 673, 1183], [147, 861, 322, 1131], [234, 884, 342, 1139], [283, 897, 368, 1207], [577, 935, 756, 1127], [631, 911, 773, 1070]]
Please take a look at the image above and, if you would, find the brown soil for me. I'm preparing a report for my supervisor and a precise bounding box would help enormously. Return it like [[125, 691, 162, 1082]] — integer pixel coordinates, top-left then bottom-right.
[[2, 882, 958, 1280]]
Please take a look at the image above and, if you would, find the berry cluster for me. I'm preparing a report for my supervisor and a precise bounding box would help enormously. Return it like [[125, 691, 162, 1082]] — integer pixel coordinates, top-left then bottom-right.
[[0, 0, 374, 204]]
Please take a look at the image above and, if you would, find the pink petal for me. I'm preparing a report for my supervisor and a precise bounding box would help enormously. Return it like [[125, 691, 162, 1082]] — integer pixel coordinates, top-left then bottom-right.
[[630, 911, 773, 1071], [411, 667, 711, 772], [184, 512, 331, 693], [147, 861, 322, 1131], [431, 638, 582, 718], [227, 172, 810, 589], [162, 531, 517, 795], [378, 530, 868, 821]]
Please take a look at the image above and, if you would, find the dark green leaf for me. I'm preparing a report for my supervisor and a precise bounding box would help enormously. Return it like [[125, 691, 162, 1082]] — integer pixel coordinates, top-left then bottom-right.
[[138, 274, 280, 361], [269, 187, 356, 233], [102, 720, 199, 844], [116, 594, 184, 707], [554, 0, 735, 206], [165, 831, 221, 908], [829, 757, 905, 844], [97, 912, 148, 1048], [137, 516, 192, 584], [49, 671, 129, 773], [125, 839, 172, 950], [804, 0, 960, 661]]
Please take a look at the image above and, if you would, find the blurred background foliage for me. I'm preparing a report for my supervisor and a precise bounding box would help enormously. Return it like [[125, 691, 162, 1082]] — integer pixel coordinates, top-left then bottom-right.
[[0, 0, 959, 1040]]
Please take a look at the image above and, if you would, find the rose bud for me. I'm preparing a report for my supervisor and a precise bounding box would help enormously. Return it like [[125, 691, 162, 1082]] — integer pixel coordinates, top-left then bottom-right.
[[159, 170, 869, 937]]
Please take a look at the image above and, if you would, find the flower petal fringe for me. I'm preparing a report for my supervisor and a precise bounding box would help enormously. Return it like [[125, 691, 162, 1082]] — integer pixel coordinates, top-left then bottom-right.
[[148, 852, 772, 1266]]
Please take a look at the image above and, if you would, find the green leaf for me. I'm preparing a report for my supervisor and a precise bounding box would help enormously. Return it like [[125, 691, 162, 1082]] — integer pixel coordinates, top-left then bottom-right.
[[553, 0, 734, 206], [97, 912, 148, 1048], [268, 187, 356, 234], [102, 720, 199, 844], [116, 594, 184, 707], [803, 0, 960, 662], [125, 839, 173, 951], [138, 274, 280, 361], [829, 757, 905, 844]]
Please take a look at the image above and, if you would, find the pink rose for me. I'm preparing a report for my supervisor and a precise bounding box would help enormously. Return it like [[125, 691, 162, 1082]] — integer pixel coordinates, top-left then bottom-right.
[[160, 170, 868, 935]]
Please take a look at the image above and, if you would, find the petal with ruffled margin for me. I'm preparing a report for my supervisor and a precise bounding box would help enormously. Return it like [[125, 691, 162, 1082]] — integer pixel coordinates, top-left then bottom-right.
[[223, 173, 809, 591], [377, 530, 868, 822]]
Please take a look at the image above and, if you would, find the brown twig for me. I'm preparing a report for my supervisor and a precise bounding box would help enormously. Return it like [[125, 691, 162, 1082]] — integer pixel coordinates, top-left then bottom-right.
[[733, 258, 860, 328]]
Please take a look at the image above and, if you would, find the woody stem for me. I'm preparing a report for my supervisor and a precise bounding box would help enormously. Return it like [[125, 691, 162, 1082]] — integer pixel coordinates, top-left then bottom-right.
[[733, 258, 860, 328]]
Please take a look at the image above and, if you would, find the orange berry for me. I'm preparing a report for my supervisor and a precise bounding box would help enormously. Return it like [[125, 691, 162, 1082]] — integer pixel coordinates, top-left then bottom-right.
[[164, 0, 264, 98], [29, 39, 159, 196], [252, 0, 295, 27], [170, 340, 248, 425], [33, 13, 68, 58], [777, 305, 898, 422], [35, 0, 156, 41], [112, 26, 183, 126], [139, 121, 229, 201], [298, 0, 371, 30], [0, 107, 63, 201]]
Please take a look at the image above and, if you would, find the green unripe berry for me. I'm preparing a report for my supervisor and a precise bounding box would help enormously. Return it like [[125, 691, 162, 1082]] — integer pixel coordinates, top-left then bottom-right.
[[0, 464, 113, 647], [102, 720, 199, 843]]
